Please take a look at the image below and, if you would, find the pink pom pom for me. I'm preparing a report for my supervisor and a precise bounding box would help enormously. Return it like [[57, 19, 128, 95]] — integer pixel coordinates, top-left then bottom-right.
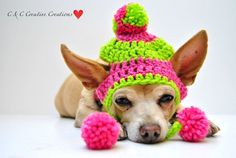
[[177, 106, 210, 142], [81, 112, 120, 150]]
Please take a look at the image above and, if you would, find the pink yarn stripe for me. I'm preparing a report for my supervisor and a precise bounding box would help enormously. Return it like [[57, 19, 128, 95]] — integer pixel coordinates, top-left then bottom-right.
[[114, 5, 127, 23], [96, 58, 187, 102], [117, 31, 156, 42]]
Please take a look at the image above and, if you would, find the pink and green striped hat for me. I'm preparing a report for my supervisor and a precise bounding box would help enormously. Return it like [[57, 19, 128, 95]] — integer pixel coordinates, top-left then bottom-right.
[[96, 3, 187, 115]]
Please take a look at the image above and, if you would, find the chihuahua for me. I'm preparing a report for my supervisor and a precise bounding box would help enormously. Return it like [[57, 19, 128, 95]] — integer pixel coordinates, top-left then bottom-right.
[[55, 30, 220, 144]]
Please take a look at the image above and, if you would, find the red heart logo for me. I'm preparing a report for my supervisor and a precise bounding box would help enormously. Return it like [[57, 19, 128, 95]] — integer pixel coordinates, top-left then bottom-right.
[[73, 10, 83, 19]]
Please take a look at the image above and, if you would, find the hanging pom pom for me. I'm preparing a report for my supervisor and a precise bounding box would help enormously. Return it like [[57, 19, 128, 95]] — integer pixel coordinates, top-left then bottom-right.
[[177, 106, 210, 142], [81, 112, 120, 150]]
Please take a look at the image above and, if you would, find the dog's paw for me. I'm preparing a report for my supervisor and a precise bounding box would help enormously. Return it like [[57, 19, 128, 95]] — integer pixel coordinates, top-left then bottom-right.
[[207, 121, 220, 137], [74, 120, 82, 128], [118, 124, 128, 141]]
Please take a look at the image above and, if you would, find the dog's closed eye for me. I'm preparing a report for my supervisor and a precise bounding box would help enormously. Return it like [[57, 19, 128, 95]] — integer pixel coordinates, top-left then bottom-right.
[[158, 94, 174, 106]]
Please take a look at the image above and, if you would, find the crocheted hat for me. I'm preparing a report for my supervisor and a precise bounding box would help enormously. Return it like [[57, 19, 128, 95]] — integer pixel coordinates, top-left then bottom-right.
[[96, 3, 187, 116], [100, 3, 174, 63]]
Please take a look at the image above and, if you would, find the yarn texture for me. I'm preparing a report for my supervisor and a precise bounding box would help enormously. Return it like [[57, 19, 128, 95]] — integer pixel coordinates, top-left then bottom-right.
[[177, 107, 209, 142], [100, 3, 174, 64], [166, 121, 182, 139], [100, 38, 174, 64], [81, 112, 120, 149], [122, 3, 148, 27], [96, 58, 187, 115], [96, 3, 188, 116]]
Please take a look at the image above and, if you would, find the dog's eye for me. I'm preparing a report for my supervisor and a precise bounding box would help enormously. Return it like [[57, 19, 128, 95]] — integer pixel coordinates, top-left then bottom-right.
[[115, 97, 132, 106], [158, 94, 174, 105]]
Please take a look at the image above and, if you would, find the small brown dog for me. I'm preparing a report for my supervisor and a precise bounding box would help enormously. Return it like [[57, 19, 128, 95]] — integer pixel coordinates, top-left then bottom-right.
[[55, 30, 219, 143]]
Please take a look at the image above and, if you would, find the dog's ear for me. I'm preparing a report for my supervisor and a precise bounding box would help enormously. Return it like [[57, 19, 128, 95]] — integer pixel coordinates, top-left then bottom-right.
[[60, 44, 108, 90], [170, 30, 208, 86]]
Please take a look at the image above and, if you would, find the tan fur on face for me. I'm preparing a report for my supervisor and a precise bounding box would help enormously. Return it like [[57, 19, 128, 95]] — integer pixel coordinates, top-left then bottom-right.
[[112, 85, 177, 142]]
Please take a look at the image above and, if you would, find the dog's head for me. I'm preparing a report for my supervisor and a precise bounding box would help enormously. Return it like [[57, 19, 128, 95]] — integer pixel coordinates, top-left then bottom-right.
[[61, 30, 207, 143]]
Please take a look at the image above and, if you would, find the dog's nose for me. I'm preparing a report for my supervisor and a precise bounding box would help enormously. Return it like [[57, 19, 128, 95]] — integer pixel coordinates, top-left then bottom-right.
[[139, 124, 161, 143]]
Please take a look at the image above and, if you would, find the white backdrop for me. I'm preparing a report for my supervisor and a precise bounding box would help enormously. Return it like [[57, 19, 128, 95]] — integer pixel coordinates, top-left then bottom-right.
[[0, 0, 236, 115]]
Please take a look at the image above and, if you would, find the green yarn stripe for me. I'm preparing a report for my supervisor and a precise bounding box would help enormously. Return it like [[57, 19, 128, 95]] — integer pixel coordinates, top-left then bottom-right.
[[112, 19, 118, 33], [100, 38, 174, 63], [102, 73, 181, 115], [166, 121, 182, 140]]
